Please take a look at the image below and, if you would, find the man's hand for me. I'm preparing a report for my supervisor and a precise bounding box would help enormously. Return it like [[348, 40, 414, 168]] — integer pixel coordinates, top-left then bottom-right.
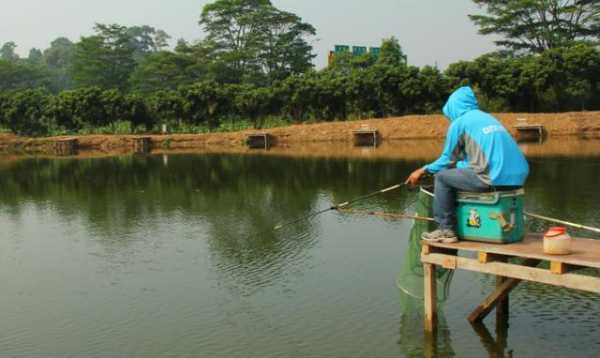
[[405, 167, 427, 186]]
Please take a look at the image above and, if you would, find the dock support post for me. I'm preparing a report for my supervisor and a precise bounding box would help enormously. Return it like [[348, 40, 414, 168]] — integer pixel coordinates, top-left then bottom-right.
[[424, 263, 437, 333], [495, 275, 510, 338], [495, 257, 509, 330]]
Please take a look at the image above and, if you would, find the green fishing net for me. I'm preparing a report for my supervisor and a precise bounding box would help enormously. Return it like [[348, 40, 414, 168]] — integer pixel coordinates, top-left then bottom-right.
[[396, 187, 454, 302]]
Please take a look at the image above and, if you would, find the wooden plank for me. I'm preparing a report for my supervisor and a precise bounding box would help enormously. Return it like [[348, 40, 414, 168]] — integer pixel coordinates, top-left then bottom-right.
[[426, 235, 600, 269], [423, 263, 437, 333], [442, 256, 457, 270], [422, 243, 458, 257], [422, 253, 600, 294]]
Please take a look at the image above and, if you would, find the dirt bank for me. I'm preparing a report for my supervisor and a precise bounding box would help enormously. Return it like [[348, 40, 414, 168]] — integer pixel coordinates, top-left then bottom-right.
[[1, 111, 600, 155]]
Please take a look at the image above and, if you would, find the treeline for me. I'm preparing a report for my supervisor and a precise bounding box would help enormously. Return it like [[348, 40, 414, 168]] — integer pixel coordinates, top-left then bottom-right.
[[2, 0, 600, 136], [2, 43, 600, 136]]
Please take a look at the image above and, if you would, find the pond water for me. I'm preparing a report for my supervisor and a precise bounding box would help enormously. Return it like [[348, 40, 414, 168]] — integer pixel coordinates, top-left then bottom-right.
[[1, 143, 600, 357]]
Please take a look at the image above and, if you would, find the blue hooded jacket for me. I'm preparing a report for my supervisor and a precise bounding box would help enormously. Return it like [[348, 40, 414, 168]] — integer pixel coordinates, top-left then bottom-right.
[[424, 87, 529, 186]]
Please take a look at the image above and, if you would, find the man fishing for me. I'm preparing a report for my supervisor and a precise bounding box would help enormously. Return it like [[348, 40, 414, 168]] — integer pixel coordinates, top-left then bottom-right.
[[406, 86, 529, 243]]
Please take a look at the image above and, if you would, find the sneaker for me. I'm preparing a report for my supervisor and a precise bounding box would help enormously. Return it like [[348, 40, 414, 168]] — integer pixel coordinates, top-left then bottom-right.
[[421, 229, 458, 243]]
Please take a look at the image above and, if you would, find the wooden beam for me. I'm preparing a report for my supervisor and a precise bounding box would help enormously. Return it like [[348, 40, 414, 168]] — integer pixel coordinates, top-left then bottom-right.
[[423, 263, 437, 333], [422, 253, 600, 294], [468, 276, 522, 323], [469, 258, 540, 323]]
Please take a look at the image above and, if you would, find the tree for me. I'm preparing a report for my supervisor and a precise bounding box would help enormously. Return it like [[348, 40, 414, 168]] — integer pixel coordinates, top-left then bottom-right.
[[27, 48, 44, 66], [199, 0, 315, 84], [328, 51, 377, 74], [129, 51, 204, 92], [470, 0, 600, 53], [378, 37, 407, 66], [70, 24, 137, 89], [179, 81, 229, 128], [0, 60, 50, 91], [44, 37, 75, 91], [1, 42, 19, 62], [126, 25, 171, 61], [254, 4, 316, 82], [232, 84, 274, 128]]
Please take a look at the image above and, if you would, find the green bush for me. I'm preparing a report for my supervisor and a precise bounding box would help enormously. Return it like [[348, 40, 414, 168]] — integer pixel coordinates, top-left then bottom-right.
[[2, 89, 54, 136]]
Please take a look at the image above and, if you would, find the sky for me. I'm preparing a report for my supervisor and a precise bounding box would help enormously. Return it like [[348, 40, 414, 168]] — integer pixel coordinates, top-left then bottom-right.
[[1, 0, 498, 69]]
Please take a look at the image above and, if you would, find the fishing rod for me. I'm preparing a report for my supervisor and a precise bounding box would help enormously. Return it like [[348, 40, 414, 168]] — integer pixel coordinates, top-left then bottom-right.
[[525, 212, 600, 234], [273, 183, 407, 231]]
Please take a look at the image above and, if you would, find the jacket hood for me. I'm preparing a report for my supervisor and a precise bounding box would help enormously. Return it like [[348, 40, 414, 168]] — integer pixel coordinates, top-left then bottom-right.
[[443, 86, 479, 121]]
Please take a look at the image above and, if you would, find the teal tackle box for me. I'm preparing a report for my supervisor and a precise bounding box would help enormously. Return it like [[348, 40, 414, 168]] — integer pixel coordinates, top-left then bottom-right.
[[456, 189, 525, 244]]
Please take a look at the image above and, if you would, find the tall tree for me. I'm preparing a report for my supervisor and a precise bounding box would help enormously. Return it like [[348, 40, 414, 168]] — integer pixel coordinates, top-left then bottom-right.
[[254, 5, 316, 81], [470, 0, 600, 53], [70, 24, 137, 90], [1, 42, 19, 62], [44, 37, 75, 91], [27, 48, 44, 66], [378, 37, 407, 66], [199, 0, 315, 84], [126, 25, 171, 61]]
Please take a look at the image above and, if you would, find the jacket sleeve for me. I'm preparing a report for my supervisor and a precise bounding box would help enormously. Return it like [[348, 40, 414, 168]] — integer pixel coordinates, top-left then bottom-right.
[[424, 122, 464, 174]]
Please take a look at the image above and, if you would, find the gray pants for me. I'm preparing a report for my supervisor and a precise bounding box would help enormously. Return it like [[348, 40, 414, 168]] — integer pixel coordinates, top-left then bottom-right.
[[434, 168, 490, 230]]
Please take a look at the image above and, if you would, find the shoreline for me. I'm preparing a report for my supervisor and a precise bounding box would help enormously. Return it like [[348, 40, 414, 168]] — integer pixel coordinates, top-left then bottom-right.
[[1, 111, 600, 156]]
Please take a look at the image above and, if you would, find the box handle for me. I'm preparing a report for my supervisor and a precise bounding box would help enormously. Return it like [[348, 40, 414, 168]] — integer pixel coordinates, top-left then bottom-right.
[[489, 212, 513, 232]]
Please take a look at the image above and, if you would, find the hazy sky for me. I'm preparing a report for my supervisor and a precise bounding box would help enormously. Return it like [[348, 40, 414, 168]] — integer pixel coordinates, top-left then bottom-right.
[[2, 0, 498, 69]]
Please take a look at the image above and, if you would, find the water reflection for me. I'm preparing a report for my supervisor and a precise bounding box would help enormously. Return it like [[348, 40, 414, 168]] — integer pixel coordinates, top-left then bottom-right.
[[470, 322, 511, 358], [1, 148, 600, 357], [0, 154, 418, 285]]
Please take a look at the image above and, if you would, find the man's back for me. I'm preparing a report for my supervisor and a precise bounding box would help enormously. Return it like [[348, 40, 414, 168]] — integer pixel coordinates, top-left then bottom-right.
[[455, 109, 529, 186]]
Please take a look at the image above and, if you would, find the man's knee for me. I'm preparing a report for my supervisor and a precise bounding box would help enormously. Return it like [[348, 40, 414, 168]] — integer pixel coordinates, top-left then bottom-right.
[[434, 169, 452, 185]]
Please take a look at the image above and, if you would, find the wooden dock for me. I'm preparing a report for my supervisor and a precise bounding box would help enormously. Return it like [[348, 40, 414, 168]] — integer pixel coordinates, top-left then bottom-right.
[[353, 129, 378, 147], [421, 234, 600, 333], [133, 136, 152, 153], [515, 124, 545, 142], [53, 138, 78, 156], [246, 133, 271, 149]]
